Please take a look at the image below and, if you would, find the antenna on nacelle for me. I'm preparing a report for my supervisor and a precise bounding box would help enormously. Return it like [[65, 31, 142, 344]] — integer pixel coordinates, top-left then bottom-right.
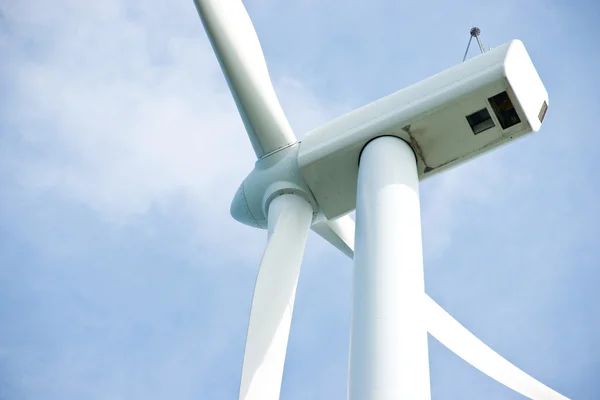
[[463, 26, 487, 62]]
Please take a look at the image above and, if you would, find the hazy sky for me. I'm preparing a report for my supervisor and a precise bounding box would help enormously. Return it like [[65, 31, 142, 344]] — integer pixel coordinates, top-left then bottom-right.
[[1, 0, 599, 399]]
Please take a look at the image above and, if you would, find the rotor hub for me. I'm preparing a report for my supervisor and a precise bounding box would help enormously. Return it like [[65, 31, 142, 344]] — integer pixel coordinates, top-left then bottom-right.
[[230, 143, 320, 229]]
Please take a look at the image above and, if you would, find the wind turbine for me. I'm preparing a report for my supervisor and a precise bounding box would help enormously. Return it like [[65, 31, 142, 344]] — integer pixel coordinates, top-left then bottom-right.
[[193, 0, 565, 399]]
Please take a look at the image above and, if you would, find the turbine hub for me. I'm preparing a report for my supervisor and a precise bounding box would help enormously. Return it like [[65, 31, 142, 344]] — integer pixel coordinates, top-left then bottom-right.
[[230, 143, 319, 229]]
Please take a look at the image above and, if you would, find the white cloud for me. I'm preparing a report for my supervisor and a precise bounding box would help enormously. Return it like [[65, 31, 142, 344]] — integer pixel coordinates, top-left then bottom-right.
[[1, 0, 344, 227]]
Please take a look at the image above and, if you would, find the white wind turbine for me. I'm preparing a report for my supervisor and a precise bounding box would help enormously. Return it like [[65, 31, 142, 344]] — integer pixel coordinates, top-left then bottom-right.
[[193, 1, 566, 399]]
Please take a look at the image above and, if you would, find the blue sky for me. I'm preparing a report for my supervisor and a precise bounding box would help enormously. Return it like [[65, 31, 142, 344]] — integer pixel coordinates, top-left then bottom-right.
[[1, 0, 599, 399]]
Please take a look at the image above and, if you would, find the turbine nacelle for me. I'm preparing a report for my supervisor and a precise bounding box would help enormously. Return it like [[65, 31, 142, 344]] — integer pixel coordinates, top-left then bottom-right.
[[298, 40, 549, 220], [232, 40, 549, 226]]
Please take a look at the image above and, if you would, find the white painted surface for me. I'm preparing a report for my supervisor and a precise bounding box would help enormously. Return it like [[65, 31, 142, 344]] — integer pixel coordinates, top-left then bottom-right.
[[349, 137, 430, 400], [311, 215, 355, 259], [229, 144, 318, 229], [505, 40, 549, 133], [194, 0, 296, 158], [424, 296, 569, 400], [298, 40, 549, 220], [239, 194, 313, 400]]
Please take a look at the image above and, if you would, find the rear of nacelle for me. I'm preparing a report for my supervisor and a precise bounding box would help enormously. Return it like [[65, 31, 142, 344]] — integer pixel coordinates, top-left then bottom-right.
[[298, 40, 549, 220]]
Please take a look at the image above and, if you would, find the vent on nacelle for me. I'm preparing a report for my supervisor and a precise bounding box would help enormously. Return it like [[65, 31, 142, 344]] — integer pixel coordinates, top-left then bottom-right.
[[488, 91, 521, 130], [466, 108, 495, 135], [539, 101, 548, 123]]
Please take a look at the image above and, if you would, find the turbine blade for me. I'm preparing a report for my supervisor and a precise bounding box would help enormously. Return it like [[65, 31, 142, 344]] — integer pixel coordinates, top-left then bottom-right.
[[194, 0, 296, 158], [309, 218, 568, 398], [311, 215, 355, 259], [239, 194, 313, 400], [423, 295, 569, 399]]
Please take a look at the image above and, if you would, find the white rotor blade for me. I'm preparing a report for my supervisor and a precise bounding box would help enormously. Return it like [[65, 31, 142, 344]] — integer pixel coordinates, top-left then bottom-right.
[[314, 217, 568, 399], [311, 215, 355, 259], [240, 194, 313, 400], [194, 0, 296, 158], [424, 295, 568, 399]]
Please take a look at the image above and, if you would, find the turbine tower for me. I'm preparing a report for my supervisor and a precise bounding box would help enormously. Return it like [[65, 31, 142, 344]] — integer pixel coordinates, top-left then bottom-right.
[[193, 0, 564, 399]]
